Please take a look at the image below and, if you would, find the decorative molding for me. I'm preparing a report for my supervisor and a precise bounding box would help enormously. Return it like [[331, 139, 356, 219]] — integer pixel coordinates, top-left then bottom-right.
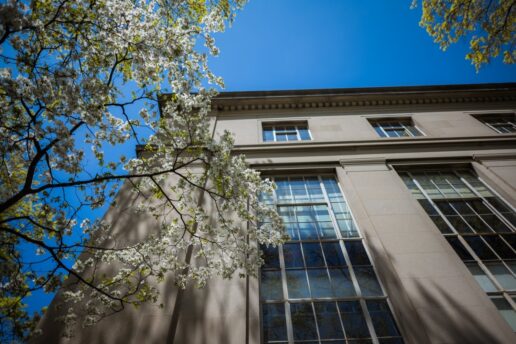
[[210, 84, 516, 113]]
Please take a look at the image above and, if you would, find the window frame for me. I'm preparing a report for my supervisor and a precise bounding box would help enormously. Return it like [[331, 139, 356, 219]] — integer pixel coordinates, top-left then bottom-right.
[[368, 117, 424, 138], [262, 121, 312, 143], [472, 113, 516, 134], [259, 174, 404, 344], [397, 166, 516, 331]]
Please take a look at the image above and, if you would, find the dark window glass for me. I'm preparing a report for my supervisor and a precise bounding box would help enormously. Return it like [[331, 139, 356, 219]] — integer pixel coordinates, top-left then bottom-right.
[[262, 303, 288, 341], [303, 243, 326, 267], [450, 201, 474, 215], [502, 234, 516, 250], [354, 266, 383, 296], [314, 302, 345, 339], [286, 270, 310, 299], [418, 199, 437, 215], [464, 236, 498, 260], [468, 200, 492, 214], [446, 237, 474, 261], [261, 270, 283, 300], [261, 245, 280, 269], [322, 242, 346, 267], [435, 201, 456, 215], [346, 241, 372, 265], [480, 215, 511, 233], [429, 215, 453, 234], [338, 301, 370, 338], [367, 300, 401, 337], [308, 269, 333, 298], [446, 215, 474, 233], [329, 268, 356, 297], [482, 236, 516, 259], [290, 303, 318, 341], [462, 215, 492, 233], [283, 243, 304, 268]]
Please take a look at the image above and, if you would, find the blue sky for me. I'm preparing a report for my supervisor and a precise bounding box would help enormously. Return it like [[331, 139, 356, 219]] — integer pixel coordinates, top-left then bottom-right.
[[210, 0, 516, 91]]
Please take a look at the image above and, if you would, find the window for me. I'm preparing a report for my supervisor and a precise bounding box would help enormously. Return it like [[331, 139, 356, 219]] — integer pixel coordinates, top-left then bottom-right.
[[368, 118, 423, 138], [260, 176, 404, 343], [262, 122, 311, 142], [398, 168, 516, 331], [473, 113, 516, 134]]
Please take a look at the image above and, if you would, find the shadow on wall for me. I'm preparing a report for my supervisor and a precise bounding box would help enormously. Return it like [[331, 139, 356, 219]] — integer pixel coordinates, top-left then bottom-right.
[[363, 231, 510, 344], [32, 183, 251, 344]]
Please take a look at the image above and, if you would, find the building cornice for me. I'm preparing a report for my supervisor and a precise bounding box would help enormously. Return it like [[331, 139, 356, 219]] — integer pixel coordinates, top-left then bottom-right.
[[211, 83, 516, 113]]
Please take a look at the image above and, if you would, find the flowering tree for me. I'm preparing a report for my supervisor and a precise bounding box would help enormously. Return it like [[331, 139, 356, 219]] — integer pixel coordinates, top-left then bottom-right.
[[0, 0, 284, 340], [413, 0, 515, 71]]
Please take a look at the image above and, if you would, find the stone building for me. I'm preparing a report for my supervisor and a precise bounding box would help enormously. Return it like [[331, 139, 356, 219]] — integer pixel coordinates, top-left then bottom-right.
[[37, 83, 516, 343]]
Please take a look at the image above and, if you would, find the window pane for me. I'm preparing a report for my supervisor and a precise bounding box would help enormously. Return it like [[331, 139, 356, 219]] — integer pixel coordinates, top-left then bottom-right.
[[462, 215, 491, 233], [446, 215, 474, 233], [465, 263, 498, 292], [317, 221, 337, 239], [329, 268, 356, 297], [298, 222, 318, 240], [485, 262, 516, 290], [482, 236, 516, 260], [286, 270, 310, 299], [480, 215, 511, 233], [374, 124, 386, 137], [429, 215, 453, 234], [463, 236, 497, 260], [299, 127, 311, 140], [263, 128, 274, 142], [290, 303, 318, 341], [367, 300, 401, 337], [435, 201, 456, 215], [338, 301, 370, 338], [287, 133, 297, 141], [261, 270, 283, 300], [418, 199, 437, 215], [446, 237, 474, 261], [314, 302, 345, 339], [502, 234, 515, 250], [262, 303, 288, 341], [283, 243, 304, 268], [354, 266, 383, 296], [450, 200, 474, 215], [276, 133, 287, 142], [308, 269, 333, 298], [322, 242, 346, 267], [262, 245, 281, 269], [345, 241, 372, 266], [490, 297, 516, 331], [303, 243, 326, 268]]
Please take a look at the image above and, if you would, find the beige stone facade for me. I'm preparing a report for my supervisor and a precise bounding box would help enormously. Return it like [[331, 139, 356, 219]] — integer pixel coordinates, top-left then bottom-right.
[[37, 84, 516, 344]]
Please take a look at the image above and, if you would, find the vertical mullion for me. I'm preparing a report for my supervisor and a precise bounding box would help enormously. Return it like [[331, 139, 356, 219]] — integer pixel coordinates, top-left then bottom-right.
[[278, 244, 294, 344]]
